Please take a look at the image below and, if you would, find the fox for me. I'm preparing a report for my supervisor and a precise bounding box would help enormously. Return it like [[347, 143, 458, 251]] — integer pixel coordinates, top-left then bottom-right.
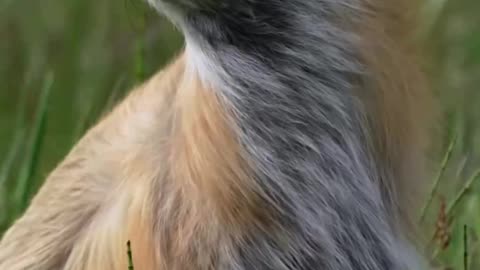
[[0, 0, 433, 269]]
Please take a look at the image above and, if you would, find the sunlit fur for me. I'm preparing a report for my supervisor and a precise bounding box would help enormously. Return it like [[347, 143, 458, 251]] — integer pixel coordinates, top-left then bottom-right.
[[0, 0, 432, 269]]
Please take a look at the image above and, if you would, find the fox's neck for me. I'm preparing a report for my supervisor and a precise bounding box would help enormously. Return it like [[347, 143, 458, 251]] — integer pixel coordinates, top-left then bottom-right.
[[164, 1, 425, 269], [183, 0, 381, 209]]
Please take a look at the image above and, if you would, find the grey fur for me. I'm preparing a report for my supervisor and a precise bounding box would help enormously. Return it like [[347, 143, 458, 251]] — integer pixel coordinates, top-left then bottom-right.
[[151, 0, 427, 269]]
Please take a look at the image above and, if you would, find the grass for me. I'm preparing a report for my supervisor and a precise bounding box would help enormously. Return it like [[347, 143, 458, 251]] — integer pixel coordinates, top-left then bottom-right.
[[1, 0, 480, 269], [127, 240, 135, 270], [464, 225, 469, 270], [14, 72, 54, 213], [419, 132, 458, 223]]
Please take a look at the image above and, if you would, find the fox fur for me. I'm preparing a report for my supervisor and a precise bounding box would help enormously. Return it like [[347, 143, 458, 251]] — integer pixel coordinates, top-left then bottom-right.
[[0, 0, 432, 269]]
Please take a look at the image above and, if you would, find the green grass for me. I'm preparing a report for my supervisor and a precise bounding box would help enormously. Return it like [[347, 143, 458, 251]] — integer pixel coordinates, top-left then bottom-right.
[[1, 0, 480, 269]]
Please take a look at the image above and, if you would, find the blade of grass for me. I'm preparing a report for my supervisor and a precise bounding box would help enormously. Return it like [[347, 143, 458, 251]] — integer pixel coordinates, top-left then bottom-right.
[[0, 68, 37, 230], [446, 169, 480, 215], [464, 225, 469, 270], [0, 132, 24, 187], [420, 132, 458, 222], [0, 133, 24, 227], [127, 240, 134, 270], [0, 84, 29, 187], [14, 72, 54, 213]]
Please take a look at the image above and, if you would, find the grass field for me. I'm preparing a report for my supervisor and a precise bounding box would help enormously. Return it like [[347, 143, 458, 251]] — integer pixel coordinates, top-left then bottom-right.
[[1, 0, 480, 269]]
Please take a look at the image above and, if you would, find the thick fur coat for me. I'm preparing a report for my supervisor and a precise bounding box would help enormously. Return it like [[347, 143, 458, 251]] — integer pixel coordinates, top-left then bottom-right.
[[0, 0, 432, 269]]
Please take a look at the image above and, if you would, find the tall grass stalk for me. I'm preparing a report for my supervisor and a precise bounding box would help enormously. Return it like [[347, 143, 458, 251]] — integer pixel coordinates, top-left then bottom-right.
[[420, 133, 458, 222], [14, 72, 54, 213]]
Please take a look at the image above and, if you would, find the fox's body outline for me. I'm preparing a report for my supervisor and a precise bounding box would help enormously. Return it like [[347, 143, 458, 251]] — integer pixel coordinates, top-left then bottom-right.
[[0, 0, 432, 269]]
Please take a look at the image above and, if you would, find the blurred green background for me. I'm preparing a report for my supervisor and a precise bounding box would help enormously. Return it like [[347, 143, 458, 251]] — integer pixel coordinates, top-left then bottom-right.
[[0, 0, 479, 269]]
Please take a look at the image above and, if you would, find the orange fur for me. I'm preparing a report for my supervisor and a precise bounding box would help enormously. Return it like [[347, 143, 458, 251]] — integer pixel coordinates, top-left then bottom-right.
[[354, 1, 434, 233], [0, 54, 185, 269], [149, 61, 262, 269], [0, 51, 260, 269]]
